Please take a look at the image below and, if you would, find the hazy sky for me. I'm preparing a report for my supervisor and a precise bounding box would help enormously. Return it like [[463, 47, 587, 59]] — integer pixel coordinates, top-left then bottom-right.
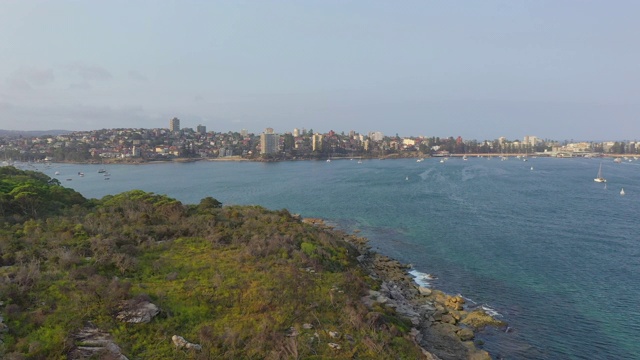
[[1, 1, 638, 140]]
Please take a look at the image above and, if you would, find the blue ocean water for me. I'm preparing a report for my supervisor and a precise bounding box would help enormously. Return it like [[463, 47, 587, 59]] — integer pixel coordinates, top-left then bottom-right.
[[30, 157, 640, 359]]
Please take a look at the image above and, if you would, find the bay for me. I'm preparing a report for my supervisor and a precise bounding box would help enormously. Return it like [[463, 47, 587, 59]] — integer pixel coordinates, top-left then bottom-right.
[[29, 157, 640, 359]]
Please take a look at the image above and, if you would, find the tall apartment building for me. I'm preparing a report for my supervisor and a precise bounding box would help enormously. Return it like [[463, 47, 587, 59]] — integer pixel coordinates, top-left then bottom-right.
[[169, 117, 180, 132], [312, 133, 323, 151], [196, 124, 206, 134], [260, 129, 279, 154], [369, 131, 384, 142], [523, 135, 537, 147]]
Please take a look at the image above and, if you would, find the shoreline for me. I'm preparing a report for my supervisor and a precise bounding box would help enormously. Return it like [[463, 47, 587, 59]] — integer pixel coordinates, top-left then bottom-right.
[[11, 151, 633, 166], [303, 218, 506, 360]]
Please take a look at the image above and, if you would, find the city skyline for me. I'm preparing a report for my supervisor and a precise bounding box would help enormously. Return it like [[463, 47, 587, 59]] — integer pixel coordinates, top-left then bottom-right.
[[1, 2, 639, 140]]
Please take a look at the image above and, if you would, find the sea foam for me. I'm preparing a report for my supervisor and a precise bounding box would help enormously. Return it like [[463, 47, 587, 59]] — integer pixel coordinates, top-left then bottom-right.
[[408, 269, 436, 288]]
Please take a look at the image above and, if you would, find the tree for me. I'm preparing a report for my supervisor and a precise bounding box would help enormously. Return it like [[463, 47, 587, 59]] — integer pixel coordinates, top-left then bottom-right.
[[199, 196, 223, 210], [283, 133, 295, 152]]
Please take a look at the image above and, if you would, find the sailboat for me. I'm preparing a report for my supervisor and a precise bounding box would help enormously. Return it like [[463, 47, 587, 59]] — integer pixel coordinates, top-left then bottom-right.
[[620, 188, 625, 196], [594, 163, 606, 183]]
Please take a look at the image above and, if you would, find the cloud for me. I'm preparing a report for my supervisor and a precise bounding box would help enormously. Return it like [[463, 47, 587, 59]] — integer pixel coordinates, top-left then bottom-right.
[[128, 70, 148, 82], [66, 64, 112, 82], [68, 82, 92, 90], [5, 67, 55, 90], [0, 102, 157, 131]]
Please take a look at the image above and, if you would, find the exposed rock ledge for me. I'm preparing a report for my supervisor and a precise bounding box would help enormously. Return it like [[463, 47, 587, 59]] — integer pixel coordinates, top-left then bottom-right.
[[116, 300, 159, 323], [343, 231, 507, 360], [68, 324, 128, 360]]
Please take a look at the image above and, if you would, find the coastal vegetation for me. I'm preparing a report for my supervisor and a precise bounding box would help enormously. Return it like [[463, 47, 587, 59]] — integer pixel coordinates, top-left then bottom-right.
[[0, 167, 431, 359], [0, 166, 504, 359]]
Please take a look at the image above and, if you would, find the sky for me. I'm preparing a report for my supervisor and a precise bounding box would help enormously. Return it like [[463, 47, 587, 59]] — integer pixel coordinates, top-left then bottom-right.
[[0, 1, 639, 140]]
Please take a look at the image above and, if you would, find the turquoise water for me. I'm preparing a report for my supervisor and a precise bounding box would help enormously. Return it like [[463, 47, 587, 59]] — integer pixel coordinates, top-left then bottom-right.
[[30, 157, 640, 359]]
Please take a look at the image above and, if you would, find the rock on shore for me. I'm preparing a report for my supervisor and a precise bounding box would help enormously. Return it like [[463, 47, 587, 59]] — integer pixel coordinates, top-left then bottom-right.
[[342, 231, 506, 360]]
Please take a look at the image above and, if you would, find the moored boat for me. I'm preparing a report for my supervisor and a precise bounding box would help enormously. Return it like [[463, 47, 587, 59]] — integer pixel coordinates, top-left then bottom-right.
[[594, 163, 606, 183]]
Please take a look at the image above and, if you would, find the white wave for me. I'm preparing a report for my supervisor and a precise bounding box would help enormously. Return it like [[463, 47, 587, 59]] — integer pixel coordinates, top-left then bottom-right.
[[408, 269, 436, 288], [462, 296, 477, 305], [481, 304, 503, 318]]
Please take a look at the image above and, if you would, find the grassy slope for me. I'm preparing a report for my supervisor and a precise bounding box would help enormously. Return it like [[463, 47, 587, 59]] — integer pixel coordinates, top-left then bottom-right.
[[0, 170, 424, 359]]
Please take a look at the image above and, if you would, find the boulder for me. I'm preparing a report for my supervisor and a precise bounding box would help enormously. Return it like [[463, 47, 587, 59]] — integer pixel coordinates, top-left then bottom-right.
[[441, 314, 457, 325], [116, 301, 159, 323], [445, 295, 465, 311], [456, 328, 475, 341], [418, 286, 432, 296], [461, 310, 507, 330], [172, 335, 202, 351]]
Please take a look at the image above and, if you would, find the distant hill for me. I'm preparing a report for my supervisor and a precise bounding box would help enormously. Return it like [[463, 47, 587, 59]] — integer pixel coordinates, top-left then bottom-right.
[[0, 129, 72, 137]]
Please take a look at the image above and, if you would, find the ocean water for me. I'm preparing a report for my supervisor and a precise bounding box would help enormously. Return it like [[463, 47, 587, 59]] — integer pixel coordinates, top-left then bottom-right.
[[28, 157, 640, 359]]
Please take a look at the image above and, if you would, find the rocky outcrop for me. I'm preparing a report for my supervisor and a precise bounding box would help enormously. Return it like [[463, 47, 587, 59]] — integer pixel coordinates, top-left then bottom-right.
[[116, 300, 159, 323], [172, 335, 202, 351], [343, 233, 502, 360], [68, 324, 128, 360], [461, 309, 507, 330]]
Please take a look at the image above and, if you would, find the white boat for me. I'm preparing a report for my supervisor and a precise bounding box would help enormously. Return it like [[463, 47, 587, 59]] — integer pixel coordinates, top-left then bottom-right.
[[594, 163, 606, 183], [613, 158, 622, 163], [620, 188, 625, 196]]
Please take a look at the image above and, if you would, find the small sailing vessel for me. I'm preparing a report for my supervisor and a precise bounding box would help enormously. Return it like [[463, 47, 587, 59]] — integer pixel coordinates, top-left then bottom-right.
[[594, 163, 606, 183], [620, 188, 625, 196]]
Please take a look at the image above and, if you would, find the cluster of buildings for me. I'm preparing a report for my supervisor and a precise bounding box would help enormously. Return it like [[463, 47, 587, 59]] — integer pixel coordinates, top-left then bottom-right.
[[0, 118, 637, 163]]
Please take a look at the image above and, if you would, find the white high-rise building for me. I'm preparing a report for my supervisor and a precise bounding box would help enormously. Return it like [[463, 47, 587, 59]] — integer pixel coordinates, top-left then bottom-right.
[[369, 131, 384, 142], [523, 135, 538, 147], [260, 130, 279, 154]]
